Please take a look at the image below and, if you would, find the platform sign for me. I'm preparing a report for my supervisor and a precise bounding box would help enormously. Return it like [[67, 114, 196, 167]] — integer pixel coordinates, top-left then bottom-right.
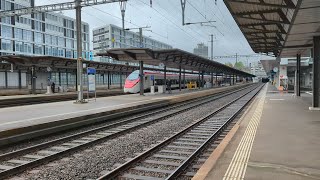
[[87, 68, 96, 92], [87, 67, 96, 101]]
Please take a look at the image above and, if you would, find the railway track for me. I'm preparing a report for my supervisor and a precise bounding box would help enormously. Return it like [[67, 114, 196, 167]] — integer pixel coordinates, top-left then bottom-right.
[[0, 85, 255, 179], [97, 84, 263, 180]]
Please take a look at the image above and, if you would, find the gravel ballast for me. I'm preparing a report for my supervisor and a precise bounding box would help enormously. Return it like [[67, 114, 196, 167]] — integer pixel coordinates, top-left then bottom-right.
[[10, 87, 256, 180]]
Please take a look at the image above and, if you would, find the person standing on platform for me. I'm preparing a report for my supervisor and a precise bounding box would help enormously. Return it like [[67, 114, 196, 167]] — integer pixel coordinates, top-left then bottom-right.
[[167, 80, 172, 94], [51, 82, 55, 93]]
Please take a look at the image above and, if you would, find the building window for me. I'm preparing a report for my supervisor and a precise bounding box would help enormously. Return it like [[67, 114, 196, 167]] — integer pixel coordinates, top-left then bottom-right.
[[14, 28, 23, 40], [58, 37, 65, 47], [52, 47, 58, 56], [34, 44, 44, 55], [15, 41, 23, 52], [52, 36, 58, 46], [22, 30, 32, 41], [1, 17, 11, 24], [45, 34, 51, 44], [66, 39, 74, 49], [58, 48, 64, 57], [1, 25, 12, 38], [66, 50, 73, 58], [45, 46, 53, 56], [34, 21, 43, 31], [2, 39, 12, 51], [34, 32, 43, 44]]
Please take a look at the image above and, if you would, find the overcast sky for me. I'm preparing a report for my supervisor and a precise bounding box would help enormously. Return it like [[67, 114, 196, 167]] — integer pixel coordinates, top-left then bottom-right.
[[38, 0, 274, 64]]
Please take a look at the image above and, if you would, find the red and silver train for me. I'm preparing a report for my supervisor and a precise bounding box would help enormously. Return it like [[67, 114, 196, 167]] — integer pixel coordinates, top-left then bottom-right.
[[124, 70, 213, 93]]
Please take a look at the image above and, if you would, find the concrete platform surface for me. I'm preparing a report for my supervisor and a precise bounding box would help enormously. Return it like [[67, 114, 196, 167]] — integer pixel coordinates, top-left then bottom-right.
[[202, 83, 320, 180], [0, 88, 185, 132], [0, 89, 122, 100]]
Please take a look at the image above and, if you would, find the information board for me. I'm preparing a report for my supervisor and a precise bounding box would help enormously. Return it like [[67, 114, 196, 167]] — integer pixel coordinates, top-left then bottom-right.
[[87, 67, 96, 101]]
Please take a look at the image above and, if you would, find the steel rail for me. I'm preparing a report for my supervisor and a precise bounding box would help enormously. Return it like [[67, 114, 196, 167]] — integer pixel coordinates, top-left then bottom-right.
[[0, 85, 248, 159], [97, 84, 263, 180], [166, 84, 264, 179], [0, 85, 253, 179]]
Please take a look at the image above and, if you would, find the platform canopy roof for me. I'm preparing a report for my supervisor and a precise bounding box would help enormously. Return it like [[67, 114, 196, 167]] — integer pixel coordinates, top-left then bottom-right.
[[0, 55, 189, 74], [98, 48, 255, 77], [224, 0, 320, 57]]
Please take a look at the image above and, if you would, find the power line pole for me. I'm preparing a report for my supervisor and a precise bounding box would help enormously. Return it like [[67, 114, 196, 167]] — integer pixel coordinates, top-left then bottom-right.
[[236, 53, 238, 64], [180, 0, 186, 25], [119, 1, 126, 48], [210, 34, 214, 60], [75, 0, 85, 103]]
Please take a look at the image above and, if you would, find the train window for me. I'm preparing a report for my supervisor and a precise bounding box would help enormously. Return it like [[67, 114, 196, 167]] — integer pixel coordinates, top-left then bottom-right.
[[127, 72, 139, 80], [155, 79, 163, 85]]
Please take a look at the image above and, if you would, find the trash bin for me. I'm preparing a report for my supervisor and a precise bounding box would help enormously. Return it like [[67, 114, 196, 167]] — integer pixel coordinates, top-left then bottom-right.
[[46, 86, 53, 94], [58, 86, 64, 93], [150, 86, 155, 94], [158, 85, 165, 93]]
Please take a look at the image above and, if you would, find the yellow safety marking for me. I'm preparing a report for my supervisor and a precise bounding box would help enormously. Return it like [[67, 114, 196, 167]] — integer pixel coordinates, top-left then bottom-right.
[[222, 85, 267, 180]]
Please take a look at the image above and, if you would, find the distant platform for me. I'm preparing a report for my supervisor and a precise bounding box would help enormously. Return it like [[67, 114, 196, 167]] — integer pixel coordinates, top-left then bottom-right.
[[0, 89, 124, 108]]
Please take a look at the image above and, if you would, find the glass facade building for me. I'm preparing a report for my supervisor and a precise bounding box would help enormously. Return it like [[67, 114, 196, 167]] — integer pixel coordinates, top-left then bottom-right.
[[0, 0, 90, 59], [92, 24, 172, 56]]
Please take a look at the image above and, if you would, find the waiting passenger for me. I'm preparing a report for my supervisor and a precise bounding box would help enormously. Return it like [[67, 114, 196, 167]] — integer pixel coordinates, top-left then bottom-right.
[[51, 82, 55, 93], [167, 80, 172, 94]]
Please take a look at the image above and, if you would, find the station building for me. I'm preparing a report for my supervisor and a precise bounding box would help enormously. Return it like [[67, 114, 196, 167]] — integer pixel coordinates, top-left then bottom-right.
[[92, 24, 172, 56], [0, 0, 88, 94]]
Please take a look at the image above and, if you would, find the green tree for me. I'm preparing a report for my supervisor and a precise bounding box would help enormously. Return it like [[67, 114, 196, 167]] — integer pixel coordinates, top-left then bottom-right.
[[234, 61, 245, 70], [225, 62, 233, 67]]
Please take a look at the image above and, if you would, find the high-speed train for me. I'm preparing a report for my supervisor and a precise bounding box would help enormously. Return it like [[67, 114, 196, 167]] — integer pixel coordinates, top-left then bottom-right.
[[124, 70, 214, 93]]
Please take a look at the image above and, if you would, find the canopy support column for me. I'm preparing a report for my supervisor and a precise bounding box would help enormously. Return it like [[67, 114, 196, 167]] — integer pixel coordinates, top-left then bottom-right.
[[120, 71, 122, 89], [139, 61, 144, 96], [183, 69, 185, 89], [215, 73, 218, 86], [58, 71, 62, 86], [179, 66, 182, 91], [198, 71, 201, 89], [201, 71, 204, 88], [164, 65, 167, 93], [211, 72, 214, 88], [233, 74, 235, 85], [31, 65, 36, 95], [296, 54, 301, 96], [4, 70, 8, 89], [18, 70, 22, 89], [107, 71, 110, 89], [312, 36, 320, 109]]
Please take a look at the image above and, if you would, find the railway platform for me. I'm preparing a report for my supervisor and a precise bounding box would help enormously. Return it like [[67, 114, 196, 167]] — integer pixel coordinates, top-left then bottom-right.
[[0, 84, 248, 146], [194, 83, 320, 180], [0, 88, 124, 108]]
